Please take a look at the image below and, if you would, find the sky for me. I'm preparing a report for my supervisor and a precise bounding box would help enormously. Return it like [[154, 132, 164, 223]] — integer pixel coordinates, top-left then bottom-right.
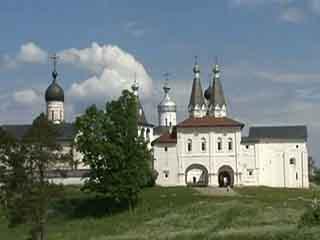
[[0, 0, 320, 164]]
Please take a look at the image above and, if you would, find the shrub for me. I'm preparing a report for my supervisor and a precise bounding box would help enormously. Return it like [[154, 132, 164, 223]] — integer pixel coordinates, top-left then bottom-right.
[[299, 197, 320, 227]]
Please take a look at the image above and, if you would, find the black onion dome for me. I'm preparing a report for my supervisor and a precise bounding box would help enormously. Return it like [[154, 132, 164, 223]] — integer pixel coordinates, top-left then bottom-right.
[[204, 86, 211, 100], [45, 71, 64, 102]]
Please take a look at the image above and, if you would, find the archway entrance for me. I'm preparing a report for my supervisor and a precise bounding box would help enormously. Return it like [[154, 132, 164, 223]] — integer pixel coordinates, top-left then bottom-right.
[[185, 164, 208, 187], [218, 165, 234, 187]]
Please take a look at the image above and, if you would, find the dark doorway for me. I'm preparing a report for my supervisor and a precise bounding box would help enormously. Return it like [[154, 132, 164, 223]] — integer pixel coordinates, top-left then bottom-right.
[[218, 165, 234, 187], [185, 164, 209, 187]]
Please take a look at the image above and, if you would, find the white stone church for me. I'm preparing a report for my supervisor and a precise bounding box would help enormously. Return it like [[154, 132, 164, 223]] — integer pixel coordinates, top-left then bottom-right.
[[1, 57, 309, 188], [152, 61, 309, 189]]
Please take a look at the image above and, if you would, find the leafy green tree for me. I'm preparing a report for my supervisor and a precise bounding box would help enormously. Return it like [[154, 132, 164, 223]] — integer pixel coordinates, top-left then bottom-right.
[[313, 168, 320, 185], [76, 90, 153, 210], [0, 113, 67, 240]]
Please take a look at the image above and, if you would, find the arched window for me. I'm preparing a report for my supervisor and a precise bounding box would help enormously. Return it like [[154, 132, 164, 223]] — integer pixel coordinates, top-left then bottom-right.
[[187, 139, 192, 152], [201, 138, 206, 152], [228, 138, 233, 151], [217, 137, 222, 151], [51, 111, 54, 121], [165, 118, 168, 126]]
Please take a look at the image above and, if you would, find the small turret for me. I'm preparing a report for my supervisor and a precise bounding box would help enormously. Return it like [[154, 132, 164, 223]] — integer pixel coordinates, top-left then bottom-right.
[[158, 73, 177, 127], [188, 57, 207, 118], [45, 54, 64, 124], [208, 62, 227, 118]]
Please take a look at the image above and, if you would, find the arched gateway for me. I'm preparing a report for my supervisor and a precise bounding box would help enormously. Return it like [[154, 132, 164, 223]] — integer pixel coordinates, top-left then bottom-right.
[[218, 165, 234, 187], [185, 164, 209, 186]]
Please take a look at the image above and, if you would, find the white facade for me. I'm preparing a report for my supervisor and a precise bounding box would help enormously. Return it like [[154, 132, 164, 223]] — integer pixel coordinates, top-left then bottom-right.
[[153, 126, 309, 188], [47, 101, 64, 124], [153, 61, 309, 189]]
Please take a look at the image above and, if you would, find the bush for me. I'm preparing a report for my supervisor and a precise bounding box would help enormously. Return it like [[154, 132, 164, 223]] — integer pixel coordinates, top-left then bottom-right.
[[299, 198, 320, 227]]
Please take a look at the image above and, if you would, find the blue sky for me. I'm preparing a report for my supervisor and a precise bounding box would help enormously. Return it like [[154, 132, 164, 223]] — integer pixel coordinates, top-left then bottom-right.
[[1, 0, 320, 164]]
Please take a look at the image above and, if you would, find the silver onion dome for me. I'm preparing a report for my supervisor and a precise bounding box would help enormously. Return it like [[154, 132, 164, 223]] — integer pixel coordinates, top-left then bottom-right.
[[45, 71, 64, 102], [158, 84, 176, 113]]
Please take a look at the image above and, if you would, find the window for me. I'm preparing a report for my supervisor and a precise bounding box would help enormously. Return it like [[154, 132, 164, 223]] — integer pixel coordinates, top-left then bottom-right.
[[51, 111, 54, 120], [217, 137, 222, 151], [228, 138, 233, 151], [296, 172, 298, 180], [60, 110, 63, 120], [246, 145, 249, 149], [248, 170, 253, 176], [296, 145, 299, 149], [201, 138, 206, 152], [187, 139, 192, 152], [165, 118, 168, 126], [290, 158, 296, 165], [165, 173, 168, 178], [164, 147, 168, 152]]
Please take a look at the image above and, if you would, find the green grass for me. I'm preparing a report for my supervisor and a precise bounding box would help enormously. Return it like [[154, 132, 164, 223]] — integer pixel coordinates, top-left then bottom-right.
[[1, 186, 320, 240]]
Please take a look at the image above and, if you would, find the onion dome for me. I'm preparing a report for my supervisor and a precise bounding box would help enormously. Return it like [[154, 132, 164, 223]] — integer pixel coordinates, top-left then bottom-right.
[[158, 83, 176, 113], [204, 85, 211, 100], [45, 70, 64, 102]]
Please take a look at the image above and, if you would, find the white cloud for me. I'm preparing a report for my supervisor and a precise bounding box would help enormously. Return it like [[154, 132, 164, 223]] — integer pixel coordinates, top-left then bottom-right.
[[16, 42, 48, 64], [13, 89, 42, 105], [0, 42, 47, 69], [59, 42, 152, 100]]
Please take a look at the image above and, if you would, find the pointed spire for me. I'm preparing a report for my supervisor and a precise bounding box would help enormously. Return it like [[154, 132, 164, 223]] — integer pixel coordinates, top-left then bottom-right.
[[131, 73, 139, 96], [188, 57, 206, 118], [50, 53, 59, 82], [163, 72, 171, 94], [209, 58, 227, 117]]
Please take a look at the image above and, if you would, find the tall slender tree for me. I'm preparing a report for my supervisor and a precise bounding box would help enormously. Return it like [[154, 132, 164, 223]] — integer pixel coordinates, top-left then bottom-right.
[[0, 113, 68, 240], [76, 90, 153, 209]]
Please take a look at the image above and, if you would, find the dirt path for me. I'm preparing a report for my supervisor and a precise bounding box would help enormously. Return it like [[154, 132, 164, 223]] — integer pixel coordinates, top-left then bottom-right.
[[194, 187, 239, 197]]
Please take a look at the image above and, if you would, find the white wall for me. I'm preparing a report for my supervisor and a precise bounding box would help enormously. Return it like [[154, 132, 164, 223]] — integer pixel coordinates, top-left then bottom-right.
[[47, 101, 64, 124]]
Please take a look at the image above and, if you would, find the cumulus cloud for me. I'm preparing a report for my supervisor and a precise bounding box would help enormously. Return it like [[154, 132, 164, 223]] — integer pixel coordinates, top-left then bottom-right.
[[59, 42, 152, 101], [16, 42, 48, 64], [13, 89, 42, 105], [0, 42, 47, 69]]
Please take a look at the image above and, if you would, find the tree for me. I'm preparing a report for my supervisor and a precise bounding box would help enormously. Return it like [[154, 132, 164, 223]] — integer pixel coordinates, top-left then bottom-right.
[[75, 90, 153, 210], [0, 113, 67, 240]]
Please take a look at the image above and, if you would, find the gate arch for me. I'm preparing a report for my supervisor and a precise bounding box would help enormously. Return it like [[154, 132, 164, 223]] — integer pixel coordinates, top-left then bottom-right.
[[218, 165, 234, 187], [185, 164, 209, 186]]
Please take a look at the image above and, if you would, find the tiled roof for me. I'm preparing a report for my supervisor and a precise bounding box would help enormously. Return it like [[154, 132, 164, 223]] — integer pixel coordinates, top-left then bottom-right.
[[176, 116, 244, 128], [248, 126, 307, 140], [152, 127, 177, 145]]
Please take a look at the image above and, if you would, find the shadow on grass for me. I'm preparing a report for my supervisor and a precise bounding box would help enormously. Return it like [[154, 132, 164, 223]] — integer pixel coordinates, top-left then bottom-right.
[[51, 195, 131, 219]]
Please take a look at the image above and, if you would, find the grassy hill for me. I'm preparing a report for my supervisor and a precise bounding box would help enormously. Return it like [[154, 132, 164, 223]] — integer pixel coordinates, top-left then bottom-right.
[[1, 186, 320, 240]]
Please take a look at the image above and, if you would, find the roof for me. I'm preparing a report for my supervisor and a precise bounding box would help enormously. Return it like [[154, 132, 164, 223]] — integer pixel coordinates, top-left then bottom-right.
[[210, 73, 226, 108], [153, 126, 170, 135], [45, 77, 64, 102], [176, 116, 244, 128], [152, 127, 177, 145], [188, 65, 206, 111], [248, 126, 308, 141], [2, 122, 77, 142]]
